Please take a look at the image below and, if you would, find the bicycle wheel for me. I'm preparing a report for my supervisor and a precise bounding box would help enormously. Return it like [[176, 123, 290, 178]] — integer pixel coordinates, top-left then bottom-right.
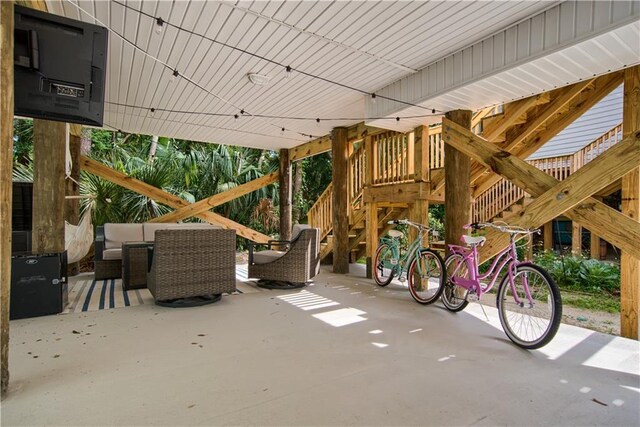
[[496, 264, 562, 350], [408, 249, 445, 304], [373, 243, 395, 286], [441, 253, 470, 312]]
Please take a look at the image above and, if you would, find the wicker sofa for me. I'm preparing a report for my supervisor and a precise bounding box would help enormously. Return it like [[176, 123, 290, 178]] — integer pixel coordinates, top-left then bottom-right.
[[94, 222, 220, 280], [248, 225, 320, 288], [147, 228, 236, 306]]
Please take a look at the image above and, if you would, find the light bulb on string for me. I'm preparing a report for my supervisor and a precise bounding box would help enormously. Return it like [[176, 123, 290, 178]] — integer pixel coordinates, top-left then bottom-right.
[[170, 69, 179, 83], [396, 117, 400, 127], [432, 109, 436, 114], [234, 114, 239, 120], [285, 65, 292, 79], [316, 118, 320, 127], [155, 17, 164, 35], [150, 108, 155, 116], [281, 127, 285, 135], [371, 93, 377, 104], [240, 109, 245, 115]]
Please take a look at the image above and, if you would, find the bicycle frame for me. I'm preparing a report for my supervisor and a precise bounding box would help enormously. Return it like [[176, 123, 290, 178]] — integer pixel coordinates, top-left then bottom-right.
[[379, 228, 430, 279], [448, 235, 534, 306]]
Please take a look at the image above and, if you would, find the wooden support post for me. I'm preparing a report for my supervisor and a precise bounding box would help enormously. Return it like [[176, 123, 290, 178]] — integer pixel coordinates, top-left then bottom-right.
[[571, 222, 582, 256], [414, 126, 429, 183], [1, 0, 13, 397], [590, 231, 601, 260], [444, 110, 472, 254], [332, 127, 349, 274], [543, 222, 553, 251], [364, 135, 376, 278], [32, 120, 66, 253], [621, 65, 640, 339], [279, 149, 291, 241], [65, 129, 82, 275]]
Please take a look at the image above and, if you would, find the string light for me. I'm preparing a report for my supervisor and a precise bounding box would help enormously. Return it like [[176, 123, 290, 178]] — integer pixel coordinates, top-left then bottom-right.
[[150, 107, 155, 116], [316, 118, 320, 127], [170, 69, 180, 83], [68, 0, 436, 142], [111, 0, 442, 114], [118, 102, 439, 122], [371, 93, 377, 104], [234, 114, 239, 120], [155, 17, 164, 34]]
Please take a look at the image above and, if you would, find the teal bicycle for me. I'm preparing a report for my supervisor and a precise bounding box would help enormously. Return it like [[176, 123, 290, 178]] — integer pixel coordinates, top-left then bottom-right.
[[373, 219, 445, 305]]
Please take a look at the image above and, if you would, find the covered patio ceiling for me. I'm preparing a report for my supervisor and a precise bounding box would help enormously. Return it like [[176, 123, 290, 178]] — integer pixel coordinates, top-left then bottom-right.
[[45, 1, 640, 150]]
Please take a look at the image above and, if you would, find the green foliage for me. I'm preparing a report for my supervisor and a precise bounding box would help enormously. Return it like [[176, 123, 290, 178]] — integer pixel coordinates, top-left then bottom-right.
[[13, 118, 33, 165], [300, 152, 332, 216], [534, 250, 620, 295]]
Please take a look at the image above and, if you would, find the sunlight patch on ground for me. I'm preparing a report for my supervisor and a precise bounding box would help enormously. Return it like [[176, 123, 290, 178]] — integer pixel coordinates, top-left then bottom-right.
[[313, 308, 368, 327], [277, 290, 340, 311]]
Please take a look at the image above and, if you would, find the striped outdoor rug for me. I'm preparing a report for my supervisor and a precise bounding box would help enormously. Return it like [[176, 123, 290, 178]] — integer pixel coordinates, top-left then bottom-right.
[[65, 265, 262, 313]]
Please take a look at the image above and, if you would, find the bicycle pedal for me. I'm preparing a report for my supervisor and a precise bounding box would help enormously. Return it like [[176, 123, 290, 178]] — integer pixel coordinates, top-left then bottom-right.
[[467, 293, 479, 302], [398, 276, 406, 283]]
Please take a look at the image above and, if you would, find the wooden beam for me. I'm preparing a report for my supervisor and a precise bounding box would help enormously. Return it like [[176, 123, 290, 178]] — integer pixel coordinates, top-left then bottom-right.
[[288, 136, 331, 162], [332, 127, 349, 274], [543, 222, 553, 251], [472, 74, 622, 197], [363, 182, 437, 204], [441, 118, 640, 260], [621, 65, 640, 339], [279, 149, 291, 241], [80, 156, 270, 243], [482, 96, 542, 142], [590, 229, 601, 260], [414, 126, 429, 182], [32, 120, 66, 253], [571, 222, 582, 256], [503, 133, 640, 227], [1, 0, 13, 397], [365, 202, 377, 279], [444, 110, 472, 254], [150, 172, 279, 223]]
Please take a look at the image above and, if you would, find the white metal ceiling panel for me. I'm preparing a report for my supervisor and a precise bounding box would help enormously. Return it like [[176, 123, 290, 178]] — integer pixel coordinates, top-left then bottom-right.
[[40, 0, 638, 150]]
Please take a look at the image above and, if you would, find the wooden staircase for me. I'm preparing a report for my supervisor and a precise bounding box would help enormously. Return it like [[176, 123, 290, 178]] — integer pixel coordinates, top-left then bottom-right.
[[306, 82, 624, 262]]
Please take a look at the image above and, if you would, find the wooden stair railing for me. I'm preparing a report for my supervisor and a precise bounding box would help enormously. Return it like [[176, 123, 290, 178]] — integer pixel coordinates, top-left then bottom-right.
[[472, 122, 624, 223]]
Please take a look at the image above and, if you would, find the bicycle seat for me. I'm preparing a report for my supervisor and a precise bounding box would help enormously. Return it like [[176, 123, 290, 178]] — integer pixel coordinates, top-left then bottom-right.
[[462, 235, 486, 246], [388, 230, 403, 239]]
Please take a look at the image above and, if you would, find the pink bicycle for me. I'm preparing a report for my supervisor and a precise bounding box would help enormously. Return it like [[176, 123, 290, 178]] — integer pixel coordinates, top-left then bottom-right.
[[442, 222, 562, 349]]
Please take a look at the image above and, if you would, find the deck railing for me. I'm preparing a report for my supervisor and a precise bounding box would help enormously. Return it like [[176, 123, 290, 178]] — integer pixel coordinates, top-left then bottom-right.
[[306, 183, 333, 241], [472, 123, 623, 223], [372, 131, 413, 185]]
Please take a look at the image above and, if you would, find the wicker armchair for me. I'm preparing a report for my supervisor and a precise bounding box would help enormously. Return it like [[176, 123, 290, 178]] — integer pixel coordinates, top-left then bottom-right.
[[248, 227, 320, 289], [147, 229, 236, 306]]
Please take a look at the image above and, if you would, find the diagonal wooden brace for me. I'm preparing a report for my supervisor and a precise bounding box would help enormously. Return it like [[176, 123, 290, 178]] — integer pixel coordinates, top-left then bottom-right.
[[80, 156, 271, 243], [442, 118, 640, 261], [149, 171, 279, 223]]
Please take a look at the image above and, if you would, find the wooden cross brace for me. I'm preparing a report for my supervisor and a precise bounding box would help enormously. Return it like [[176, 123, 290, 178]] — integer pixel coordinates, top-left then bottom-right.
[[80, 156, 271, 243], [442, 118, 640, 262]]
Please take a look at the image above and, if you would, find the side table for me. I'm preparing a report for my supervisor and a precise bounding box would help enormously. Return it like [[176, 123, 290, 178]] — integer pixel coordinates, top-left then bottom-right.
[[122, 242, 154, 290]]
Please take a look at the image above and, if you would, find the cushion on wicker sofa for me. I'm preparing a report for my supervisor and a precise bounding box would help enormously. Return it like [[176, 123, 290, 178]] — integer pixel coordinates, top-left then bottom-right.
[[104, 223, 144, 249], [143, 223, 222, 241], [102, 248, 122, 260]]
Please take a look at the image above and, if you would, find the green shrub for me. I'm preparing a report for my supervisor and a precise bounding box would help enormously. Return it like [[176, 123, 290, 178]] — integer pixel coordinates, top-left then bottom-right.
[[533, 251, 620, 295]]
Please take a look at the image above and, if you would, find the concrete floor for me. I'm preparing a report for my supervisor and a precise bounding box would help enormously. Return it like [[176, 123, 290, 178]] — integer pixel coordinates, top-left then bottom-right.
[[2, 264, 639, 426]]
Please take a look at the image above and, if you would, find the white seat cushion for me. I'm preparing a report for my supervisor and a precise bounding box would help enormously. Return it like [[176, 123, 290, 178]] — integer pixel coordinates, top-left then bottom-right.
[[104, 223, 144, 249], [462, 235, 486, 246], [291, 224, 310, 240], [143, 223, 174, 242], [102, 248, 122, 260], [252, 250, 286, 264]]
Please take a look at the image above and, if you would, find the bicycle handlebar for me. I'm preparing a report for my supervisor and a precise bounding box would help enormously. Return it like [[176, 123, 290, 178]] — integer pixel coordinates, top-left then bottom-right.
[[388, 218, 437, 235], [465, 222, 539, 235]]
